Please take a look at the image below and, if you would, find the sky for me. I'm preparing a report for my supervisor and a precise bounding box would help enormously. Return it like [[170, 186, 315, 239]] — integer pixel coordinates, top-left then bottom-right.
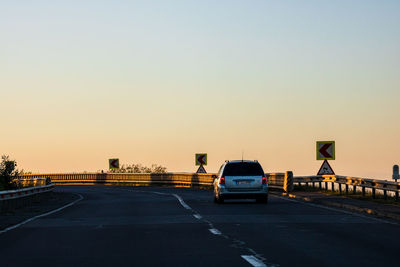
[[1, 0, 399, 179]]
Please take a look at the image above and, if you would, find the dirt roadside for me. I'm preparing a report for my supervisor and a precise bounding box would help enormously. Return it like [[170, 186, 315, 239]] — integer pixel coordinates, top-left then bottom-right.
[[272, 190, 400, 222]]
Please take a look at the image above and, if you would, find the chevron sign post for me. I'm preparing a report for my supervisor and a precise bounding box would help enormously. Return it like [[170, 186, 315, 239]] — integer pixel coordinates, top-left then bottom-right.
[[316, 141, 335, 175], [195, 154, 207, 166], [195, 153, 207, 174], [316, 141, 335, 160], [109, 158, 120, 170]]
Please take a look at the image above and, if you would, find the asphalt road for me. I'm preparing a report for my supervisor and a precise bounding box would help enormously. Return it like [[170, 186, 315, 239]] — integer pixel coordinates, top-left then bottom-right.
[[1, 186, 399, 267]]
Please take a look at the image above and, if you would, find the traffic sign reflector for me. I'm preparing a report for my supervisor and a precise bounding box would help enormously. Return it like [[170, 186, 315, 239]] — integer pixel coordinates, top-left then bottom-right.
[[195, 153, 207, 166], [317, 160, 335, 175], [316, 141, 335, 160]]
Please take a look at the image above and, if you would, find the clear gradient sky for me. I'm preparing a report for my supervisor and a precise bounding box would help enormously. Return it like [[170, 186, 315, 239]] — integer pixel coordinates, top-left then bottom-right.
[[1, 1, 399, 178]]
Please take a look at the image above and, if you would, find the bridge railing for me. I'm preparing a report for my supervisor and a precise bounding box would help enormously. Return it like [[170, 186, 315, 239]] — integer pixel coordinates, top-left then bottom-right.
[[16, 172, 293, 191], [294, 175, 400, 200]]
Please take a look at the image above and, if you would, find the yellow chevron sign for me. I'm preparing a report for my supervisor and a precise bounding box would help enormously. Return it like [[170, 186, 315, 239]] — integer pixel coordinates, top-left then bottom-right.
[[195, 153, 207, 166]]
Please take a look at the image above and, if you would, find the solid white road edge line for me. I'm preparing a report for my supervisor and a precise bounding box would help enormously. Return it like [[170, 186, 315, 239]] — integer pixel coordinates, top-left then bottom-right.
[[172, 194, 192, 210], [209, 228, 221, 235], [0, 193, 84, 235], [273, 194, 398, 225], [241, 255, 267, 267]]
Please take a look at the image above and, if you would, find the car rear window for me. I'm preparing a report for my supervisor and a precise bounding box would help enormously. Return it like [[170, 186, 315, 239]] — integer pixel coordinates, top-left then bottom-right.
[[222, 162, 264, 176]]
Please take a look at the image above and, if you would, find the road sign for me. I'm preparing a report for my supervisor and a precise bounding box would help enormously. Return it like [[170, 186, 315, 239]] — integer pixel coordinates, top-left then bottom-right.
[[195, 153, 207, 166], [316, 141, 335, 160], [109, 158, 119, 169], [196, 165, 207, 174], [317, 160, 335, 175], [393, 165, 399, 180]]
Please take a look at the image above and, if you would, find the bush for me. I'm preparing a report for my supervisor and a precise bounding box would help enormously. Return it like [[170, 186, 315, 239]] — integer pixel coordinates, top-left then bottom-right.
[[0, 155, 18, 190], [108, 163, 167, 173]]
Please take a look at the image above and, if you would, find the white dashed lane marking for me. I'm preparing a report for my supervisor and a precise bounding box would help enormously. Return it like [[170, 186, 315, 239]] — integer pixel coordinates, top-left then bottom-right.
[[172, 194, 192, 210], [208, 228, 222, 235], [193, 214, 202, 219], [241, 255, 267, 267], [127, 190, 275, 267]]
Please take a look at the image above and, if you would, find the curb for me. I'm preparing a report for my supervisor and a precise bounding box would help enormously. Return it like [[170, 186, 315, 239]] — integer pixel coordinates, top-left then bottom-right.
[[276, 192, 400, 222]]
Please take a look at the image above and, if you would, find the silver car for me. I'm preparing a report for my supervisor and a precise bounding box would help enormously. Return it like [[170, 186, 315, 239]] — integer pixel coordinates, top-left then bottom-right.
[[213, 160, 268, 204]]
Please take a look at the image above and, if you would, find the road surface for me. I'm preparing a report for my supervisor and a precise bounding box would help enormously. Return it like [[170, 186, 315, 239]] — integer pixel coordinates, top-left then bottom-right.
[[1, 186, 399, 266]]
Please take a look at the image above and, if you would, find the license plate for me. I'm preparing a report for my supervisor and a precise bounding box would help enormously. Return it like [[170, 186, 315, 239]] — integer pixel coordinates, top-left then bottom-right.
[[237, 181, 251, 185]]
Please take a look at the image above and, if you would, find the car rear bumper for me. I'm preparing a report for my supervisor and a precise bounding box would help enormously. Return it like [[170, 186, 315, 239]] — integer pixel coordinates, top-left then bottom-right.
[[219, 192, 268, 199], [216, 185, 268, 199]]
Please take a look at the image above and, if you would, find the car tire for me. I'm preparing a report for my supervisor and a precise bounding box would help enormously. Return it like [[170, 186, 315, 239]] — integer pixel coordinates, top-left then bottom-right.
[[214, 194, 224, 204]]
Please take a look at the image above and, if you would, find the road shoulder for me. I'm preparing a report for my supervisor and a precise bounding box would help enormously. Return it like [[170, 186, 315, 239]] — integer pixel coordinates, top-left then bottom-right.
[[271, 190, 400, 222], [0, 191, 79, 230]]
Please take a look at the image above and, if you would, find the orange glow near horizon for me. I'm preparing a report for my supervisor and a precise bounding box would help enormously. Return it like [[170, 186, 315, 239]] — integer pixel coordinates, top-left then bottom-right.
[[1, 1, 399, 180]]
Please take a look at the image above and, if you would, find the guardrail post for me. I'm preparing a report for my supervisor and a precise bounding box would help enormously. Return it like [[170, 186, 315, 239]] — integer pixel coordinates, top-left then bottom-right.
[[338, 184, 342, 194], [319, 181, 322, 189], [383, 190, 387, 200], [283, 171, 294, 193], [353, 185, 356, 194], [362, 187, 366, 197], [372, 188, 376, 199], [325, 182, 328, 191], [345, 184, 349, 194], [331, 182, 335, 192], [396, 191, 399, 201]]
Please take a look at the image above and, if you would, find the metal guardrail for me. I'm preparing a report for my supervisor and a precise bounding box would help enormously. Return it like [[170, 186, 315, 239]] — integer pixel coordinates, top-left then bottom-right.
[[17, 173, 215, 187], [266, 172, 293, 192], [1, 176, 54, 200], [294, 175, 400, 200], [12, 177, 51, 188], [0, 184, 55, 201], [0, 178, 55, 212], [17, 172, 293, 191]]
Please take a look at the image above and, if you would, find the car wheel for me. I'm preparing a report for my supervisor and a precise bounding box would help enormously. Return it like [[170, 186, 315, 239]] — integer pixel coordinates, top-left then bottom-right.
[[214, 194, 224, 204]]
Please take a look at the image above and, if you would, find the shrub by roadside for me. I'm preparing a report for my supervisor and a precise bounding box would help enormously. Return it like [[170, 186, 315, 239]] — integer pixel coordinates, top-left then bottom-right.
[[0, 155, 18, 191], [108, 163, 167, 173]]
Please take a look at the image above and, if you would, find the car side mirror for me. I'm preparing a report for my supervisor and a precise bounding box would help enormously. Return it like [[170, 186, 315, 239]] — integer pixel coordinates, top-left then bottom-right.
[[212, 175, 217, 179]]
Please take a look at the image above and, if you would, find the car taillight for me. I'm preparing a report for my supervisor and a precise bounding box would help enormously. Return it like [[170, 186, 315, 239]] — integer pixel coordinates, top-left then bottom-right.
[[262, 177, 267, 184], [219, 177, 225, 185]]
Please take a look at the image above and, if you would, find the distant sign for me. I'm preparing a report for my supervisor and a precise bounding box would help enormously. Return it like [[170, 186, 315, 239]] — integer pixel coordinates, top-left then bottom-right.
[[195, 153, 207, 166], [196, 165, 207, 174], [109, 158, 119, 169], [317, 160, 335, 175], [316, 141, 335, 160], [393, 165, 399, 180]]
